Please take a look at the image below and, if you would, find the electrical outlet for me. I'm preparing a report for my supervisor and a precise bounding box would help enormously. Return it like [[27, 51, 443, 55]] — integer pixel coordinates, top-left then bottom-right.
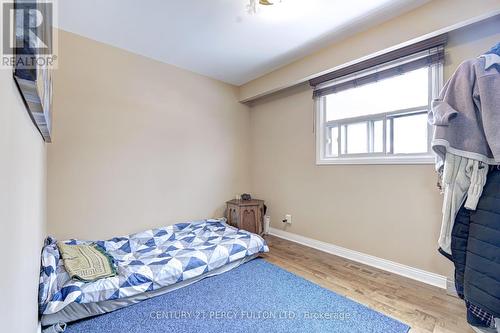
[[284, 214, 292, 225]]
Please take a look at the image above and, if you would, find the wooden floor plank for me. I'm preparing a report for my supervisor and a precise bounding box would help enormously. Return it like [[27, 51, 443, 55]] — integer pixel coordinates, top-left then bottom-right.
[[262, 235, 473, 333]]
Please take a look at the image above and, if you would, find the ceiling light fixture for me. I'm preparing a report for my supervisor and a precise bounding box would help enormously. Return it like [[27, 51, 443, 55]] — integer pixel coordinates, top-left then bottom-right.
[[247, 0, 283, 14]]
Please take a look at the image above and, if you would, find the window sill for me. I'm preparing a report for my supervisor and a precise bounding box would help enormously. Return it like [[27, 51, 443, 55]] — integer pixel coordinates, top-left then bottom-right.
[[316, 155, 435, 165]]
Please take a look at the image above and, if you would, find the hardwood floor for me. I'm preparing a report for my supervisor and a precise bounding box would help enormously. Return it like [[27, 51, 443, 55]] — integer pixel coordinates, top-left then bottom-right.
[[261, 235, 473, 333]]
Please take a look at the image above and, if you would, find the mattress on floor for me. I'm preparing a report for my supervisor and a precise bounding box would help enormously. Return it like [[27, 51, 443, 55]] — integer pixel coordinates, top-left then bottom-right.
[[41, 255, 257, 326], [39, 219, 268, 324]]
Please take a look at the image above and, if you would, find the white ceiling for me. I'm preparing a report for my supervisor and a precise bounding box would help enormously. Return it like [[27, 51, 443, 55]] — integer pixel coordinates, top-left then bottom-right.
[[57, 0, 430, 85]]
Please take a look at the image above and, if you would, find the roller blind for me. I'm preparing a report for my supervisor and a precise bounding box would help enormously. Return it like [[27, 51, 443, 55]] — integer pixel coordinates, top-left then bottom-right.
[[310, 34, 447, 98]]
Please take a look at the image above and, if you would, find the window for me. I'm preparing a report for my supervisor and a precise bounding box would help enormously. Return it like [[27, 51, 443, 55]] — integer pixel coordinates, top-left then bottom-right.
[[315, 51, 442, 165]]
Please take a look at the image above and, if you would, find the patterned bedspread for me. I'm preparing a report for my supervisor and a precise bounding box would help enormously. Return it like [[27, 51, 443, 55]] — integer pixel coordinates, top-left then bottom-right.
[[39, 219, 268, 315]]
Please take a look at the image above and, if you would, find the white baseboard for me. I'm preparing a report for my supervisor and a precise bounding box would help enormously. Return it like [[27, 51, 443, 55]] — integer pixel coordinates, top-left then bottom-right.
[[268, 227, 447, 289]]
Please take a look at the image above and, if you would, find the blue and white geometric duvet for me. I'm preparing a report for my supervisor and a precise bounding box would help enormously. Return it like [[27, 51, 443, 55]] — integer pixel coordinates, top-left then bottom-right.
[[39, 219, 268, 315]]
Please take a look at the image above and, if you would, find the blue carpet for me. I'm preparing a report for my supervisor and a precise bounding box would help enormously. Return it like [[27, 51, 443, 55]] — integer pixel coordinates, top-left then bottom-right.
[[65, 259, 410, 333]]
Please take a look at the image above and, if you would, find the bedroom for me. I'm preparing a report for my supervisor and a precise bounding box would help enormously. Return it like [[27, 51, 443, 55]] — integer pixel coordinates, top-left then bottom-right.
[[1, 0, 499, 332]]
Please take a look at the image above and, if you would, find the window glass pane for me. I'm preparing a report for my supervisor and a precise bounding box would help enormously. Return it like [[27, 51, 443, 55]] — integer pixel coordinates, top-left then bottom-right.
[[328, 126, 339, 157], [393, 113, 428, 154], [345, 122, 368, 154], [340, 125, 346, 154], [325, 67, 429, 121], [373, 120, 383, 153]]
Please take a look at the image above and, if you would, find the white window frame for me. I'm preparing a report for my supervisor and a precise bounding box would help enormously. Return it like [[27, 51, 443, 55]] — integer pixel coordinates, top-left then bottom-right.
[[315, 57, 443, 165]]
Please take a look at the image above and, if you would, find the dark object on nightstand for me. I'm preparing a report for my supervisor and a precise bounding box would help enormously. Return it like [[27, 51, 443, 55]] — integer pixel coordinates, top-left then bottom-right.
[[241, 193, 252, 201], [226, 199, 264, 235]]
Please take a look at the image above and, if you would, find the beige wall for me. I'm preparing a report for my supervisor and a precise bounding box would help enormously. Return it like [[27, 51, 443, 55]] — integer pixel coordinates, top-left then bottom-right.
[[249, 17, 500, 277], [240, 0, 500, 101], [48, 31, 251, 240], [0, 69, 47, 331]]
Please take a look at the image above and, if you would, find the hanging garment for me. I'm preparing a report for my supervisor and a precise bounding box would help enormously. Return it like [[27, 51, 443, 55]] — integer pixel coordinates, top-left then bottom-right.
[[481, 41, 500, 69], [438, 153, 487, 254], [481, 53, 500, 70], [448, 169, 500, 320], [467, 297, 494, 329], [444, 183, 497, 330], [486, 41, 500, 55], [429, 55, 500, 169]]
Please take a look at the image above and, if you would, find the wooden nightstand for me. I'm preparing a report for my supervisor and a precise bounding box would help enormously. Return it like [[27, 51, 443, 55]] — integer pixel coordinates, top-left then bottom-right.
[[226, 199, 265, 235]]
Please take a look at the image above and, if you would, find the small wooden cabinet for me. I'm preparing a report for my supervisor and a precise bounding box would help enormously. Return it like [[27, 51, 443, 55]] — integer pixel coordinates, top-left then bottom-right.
[[226, 199, 265, 235]]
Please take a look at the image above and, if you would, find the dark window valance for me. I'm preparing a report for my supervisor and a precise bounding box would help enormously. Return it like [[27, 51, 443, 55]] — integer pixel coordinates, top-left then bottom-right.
[[310, 34, 447, 98]]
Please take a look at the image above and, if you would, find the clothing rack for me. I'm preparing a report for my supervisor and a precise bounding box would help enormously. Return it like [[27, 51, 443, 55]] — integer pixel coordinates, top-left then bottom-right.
[[430, 41, 500, 333]]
